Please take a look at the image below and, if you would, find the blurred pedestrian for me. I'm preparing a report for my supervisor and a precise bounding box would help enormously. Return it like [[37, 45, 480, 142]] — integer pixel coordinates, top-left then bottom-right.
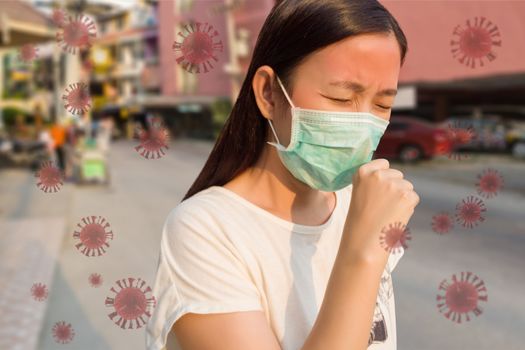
[[37, 126, 54, 159], [49, 119, 67, 171], [96, 115, 114, 154], [63, 117, 78, 181]]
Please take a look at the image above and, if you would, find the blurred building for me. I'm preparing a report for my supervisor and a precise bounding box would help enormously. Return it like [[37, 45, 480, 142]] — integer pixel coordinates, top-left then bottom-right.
[[2, 0, 524, 140], [89, 0, 159, 137], [92, 0, 233, 139], [0, 0, 55, 128], [84, 0, 269, 140], [158, 0, 525, 126], [148, 0, 275, 139]]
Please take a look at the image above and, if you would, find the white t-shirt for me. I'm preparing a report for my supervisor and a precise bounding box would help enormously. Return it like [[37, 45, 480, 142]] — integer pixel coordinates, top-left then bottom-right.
[[145, 184, 404, 350]]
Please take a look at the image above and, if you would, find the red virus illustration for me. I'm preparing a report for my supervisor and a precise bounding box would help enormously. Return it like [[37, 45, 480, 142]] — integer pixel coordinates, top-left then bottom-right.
[[52, 321, 75, 344], [35, 161, 64, 193], [431, 212, 454, 235], [450, 16, 502, 69], [441, 121, 476, 160], [455, 195, 487, 229], [56, 14, 97, 54], [73, 215, 114, 257], [476, 168, 504, 199], [19, 44, 39, 63], [379, 222, 411, 254], [436, 271, 488, 324], [89, 273, 103, 288], [30, 282, 49, 301], [62, 82, 91, 115], [52, 8, 67, 27], [134, 118, 170, 159], [105, 277, 157, 329], [172, 21, 224, 74]]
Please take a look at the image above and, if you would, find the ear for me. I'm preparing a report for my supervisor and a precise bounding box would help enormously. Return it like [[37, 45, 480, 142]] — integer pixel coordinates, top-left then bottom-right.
[[252, 65, 279, 122]]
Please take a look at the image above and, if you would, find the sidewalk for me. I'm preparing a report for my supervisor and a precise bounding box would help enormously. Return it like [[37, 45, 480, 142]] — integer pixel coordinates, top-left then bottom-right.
[[0, 217, 66, 350]]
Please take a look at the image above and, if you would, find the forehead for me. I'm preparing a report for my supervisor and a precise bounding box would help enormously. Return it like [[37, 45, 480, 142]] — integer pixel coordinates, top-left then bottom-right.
[[296, 33, 401, 88]]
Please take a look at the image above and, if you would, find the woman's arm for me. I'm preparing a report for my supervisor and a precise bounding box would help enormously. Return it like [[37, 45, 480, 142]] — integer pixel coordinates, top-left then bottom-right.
[[169, 254, 384, 350], [170, 259, 382, 350], [170, 310, 281, 350], [301, 230, 390, 350], [170, 159, 419, 350], [302, 159, 419, 350]]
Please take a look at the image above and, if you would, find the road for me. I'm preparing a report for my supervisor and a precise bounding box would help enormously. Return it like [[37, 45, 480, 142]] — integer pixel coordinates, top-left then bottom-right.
[[0, 138, 523, 350]]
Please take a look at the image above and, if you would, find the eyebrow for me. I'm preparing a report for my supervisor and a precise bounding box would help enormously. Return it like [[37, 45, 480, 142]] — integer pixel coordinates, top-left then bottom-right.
[[328, 80, 397, 97]]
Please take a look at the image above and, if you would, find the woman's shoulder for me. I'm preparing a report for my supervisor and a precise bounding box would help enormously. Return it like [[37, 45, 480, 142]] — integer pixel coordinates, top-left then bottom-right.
[[171, 185, 234, 216], [162, 186, 233, 241]]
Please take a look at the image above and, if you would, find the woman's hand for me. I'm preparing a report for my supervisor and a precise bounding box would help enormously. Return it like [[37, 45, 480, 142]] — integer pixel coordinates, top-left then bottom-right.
[[342, 158, 420, 265]]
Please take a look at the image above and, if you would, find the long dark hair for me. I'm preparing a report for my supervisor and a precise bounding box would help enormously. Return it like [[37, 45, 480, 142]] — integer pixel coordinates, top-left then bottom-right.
[[181, 0, 408, 202]]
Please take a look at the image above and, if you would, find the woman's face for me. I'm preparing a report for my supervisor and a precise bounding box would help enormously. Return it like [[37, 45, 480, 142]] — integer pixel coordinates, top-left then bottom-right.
[[258, 32, 401, 147]]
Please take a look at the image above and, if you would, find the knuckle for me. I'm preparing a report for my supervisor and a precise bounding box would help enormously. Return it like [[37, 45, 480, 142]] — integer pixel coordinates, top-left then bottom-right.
[[406, 191, 420, 206], [372, 169, 383, 181], [414, 192, 421, 205], [357, 165, 367, 178], [387, 180, 396, 191]]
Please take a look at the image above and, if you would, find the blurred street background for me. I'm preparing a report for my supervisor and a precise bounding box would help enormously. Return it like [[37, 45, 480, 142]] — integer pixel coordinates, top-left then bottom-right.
[[0, 0, 524, 350]]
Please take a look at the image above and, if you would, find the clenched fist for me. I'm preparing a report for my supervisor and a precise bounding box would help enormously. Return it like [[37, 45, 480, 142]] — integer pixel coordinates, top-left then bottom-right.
[[342, 158, 420, 265]]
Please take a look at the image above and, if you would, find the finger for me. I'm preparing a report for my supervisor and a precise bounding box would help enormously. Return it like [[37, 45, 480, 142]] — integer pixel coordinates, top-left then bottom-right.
[[376, 168, 405, 180], [358, 158, 389, 177], [399, 178, 414, 192], [403, 190, 420, 207], [386, 178, 414, 193]]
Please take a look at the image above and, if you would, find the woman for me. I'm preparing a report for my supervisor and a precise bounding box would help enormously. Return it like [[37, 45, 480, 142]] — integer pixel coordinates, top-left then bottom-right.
[[146, 0, 419, 349]]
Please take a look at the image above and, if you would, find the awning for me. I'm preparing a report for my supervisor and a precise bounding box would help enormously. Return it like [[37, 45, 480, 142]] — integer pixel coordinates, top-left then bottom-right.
[[0, 0, 54, 47]]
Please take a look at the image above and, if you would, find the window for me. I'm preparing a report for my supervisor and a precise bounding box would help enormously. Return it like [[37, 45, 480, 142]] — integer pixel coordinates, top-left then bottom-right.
[[116, 17, 124, 30]]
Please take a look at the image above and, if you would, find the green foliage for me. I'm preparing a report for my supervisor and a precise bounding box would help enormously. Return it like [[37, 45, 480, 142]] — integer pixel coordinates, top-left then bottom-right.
[[1, 107, 28, 128], [210, 97, 232, 139]]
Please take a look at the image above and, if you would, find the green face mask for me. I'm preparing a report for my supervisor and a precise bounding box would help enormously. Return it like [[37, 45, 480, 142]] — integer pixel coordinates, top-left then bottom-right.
[[267, 74, 389, 192]]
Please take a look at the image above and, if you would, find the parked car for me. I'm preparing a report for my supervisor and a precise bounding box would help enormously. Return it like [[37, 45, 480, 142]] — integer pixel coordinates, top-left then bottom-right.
[[374, 116, 451, 162]]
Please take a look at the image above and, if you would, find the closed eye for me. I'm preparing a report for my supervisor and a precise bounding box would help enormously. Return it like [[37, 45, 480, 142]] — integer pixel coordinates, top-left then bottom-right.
[[329, 97, 351, 103], [328, 97, 391, 111]]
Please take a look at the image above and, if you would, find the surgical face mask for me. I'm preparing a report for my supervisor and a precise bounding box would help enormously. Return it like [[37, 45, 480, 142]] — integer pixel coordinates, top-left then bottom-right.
[[266, 74, 389, 191]]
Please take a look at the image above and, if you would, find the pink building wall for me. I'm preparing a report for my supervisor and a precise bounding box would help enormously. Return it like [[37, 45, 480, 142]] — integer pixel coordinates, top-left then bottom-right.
[[232, 0, 275, 72], [382, 1, 525, 83]]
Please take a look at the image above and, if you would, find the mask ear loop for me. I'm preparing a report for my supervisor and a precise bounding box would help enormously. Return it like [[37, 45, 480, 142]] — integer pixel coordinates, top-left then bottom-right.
[[275, 74, 296, 109], [266, 73, 294, 147], [267, 118, 281, 145]]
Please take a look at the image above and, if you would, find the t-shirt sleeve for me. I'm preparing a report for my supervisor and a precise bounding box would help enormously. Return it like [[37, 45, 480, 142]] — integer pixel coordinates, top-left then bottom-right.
[[145, 204, 264, 350]]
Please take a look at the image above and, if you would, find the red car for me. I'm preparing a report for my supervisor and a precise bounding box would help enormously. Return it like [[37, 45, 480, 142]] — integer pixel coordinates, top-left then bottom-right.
[[374, 116, 451, 162]]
